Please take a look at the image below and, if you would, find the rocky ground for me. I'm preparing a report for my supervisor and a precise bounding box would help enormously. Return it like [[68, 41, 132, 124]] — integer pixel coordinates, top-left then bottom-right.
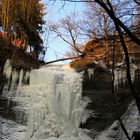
[[94, 102, 140, 140], [81, 68, 140, 138], [0, 48, 139, 140], [0, 117, 26, 140]]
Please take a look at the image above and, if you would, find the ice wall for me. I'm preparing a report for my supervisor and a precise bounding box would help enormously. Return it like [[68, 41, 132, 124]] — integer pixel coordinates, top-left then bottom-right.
[[2, 60, 92, 140], [113, 63, 137, 90]]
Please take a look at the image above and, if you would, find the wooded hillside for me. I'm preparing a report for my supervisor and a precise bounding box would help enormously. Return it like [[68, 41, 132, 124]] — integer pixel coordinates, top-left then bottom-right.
[[0, 0, 45, 59]]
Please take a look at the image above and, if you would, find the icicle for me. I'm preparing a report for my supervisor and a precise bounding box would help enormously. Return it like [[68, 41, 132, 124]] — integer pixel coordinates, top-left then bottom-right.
[[3, 59, 12, 80], [10, 70, 18, 90], [99, 60, 107, 69], [122, 70, 126, 86], [130, 64, 137, 83], [24, 71, 30, 84], [113, 63, 137, 90], [87, 68, 94, 79], [17, 69, 24, 89]]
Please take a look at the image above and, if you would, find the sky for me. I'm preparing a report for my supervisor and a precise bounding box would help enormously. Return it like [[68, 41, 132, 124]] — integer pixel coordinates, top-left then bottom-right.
[[41, 0, 86, 63]]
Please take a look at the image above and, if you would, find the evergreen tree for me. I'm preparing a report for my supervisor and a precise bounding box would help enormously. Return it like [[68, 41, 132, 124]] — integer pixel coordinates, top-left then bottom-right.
[[0, 0, 45, 59]]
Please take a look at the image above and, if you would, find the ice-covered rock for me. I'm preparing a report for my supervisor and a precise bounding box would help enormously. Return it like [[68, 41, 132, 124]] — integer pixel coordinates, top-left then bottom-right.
[[1, 60, 92, 140], [94, 102, 140, 140]]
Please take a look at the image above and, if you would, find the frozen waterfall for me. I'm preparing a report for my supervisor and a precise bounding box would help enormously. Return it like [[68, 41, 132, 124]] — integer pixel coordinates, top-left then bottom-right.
[[1, 60, 92, 140]]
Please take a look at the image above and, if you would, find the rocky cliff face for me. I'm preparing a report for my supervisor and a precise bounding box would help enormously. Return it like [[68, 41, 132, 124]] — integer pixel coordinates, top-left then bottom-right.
[[81, 68, 135, 138], [70, 32, 140, 139], [0, 48, 40, 122], [94, 102, 140, 140], [71, 32, 140, 72], [0, 48, 40, 70], [0, 46, 139, 139]]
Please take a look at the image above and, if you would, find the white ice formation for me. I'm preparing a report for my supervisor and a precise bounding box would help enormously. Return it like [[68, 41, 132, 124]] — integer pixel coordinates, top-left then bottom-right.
[[113, 63, 137, 90], [1, 60, 92, 140], [87, 68, 94, 79], [3, 59, 12, 80]]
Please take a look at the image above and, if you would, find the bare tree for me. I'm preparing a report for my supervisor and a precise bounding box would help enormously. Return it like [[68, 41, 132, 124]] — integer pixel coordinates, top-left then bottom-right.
[[134, 2, 140, 28], [134, 0, 140, 5], [52, 0, 140, 112], [49, 12, 84, 56], [46, 1, 140, 138], [81, 0, 140, 112], [81, 2, 113, 38]]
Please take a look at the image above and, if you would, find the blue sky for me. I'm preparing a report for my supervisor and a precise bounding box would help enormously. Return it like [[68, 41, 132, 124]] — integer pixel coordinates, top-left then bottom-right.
[[41, 0, 85, 63]]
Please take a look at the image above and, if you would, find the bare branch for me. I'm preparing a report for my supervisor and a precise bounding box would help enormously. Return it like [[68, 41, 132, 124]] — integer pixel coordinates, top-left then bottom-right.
[[94, 0, 140, 46], [49, 14, 83, 55], [133, 0, 140, 5], [45, 55, 81, 64]]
